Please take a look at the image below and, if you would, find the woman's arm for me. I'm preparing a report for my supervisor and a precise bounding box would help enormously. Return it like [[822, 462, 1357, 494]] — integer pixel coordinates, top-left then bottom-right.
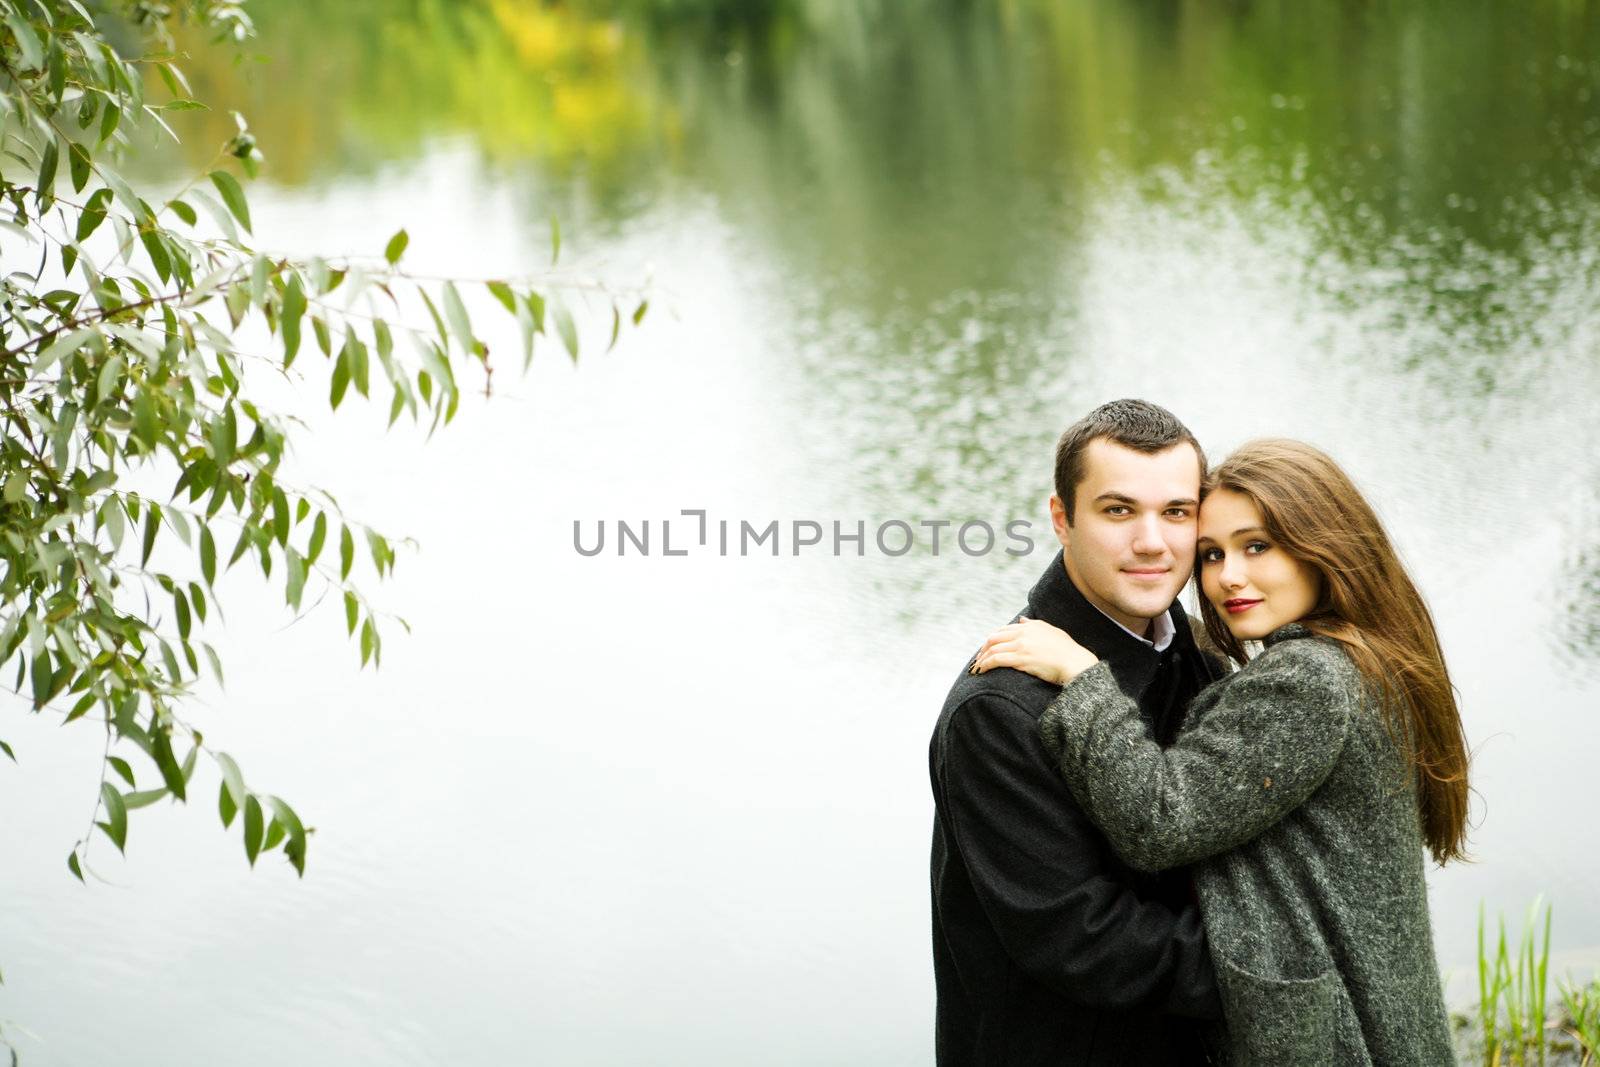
[[1038, 636, 1356, 873]]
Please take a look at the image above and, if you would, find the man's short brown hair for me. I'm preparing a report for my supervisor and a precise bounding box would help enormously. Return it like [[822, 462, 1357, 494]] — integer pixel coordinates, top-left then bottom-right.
[[1053, 399, 1206, 525]]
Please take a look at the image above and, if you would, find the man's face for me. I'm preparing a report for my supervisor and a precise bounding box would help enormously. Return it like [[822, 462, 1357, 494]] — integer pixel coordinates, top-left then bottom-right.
[[1050, 438, 1201, 634]]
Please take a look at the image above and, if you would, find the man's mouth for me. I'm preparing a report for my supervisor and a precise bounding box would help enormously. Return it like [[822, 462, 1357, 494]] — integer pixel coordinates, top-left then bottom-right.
[[1123, 568, 1170, 581], [1223, 598, 1262, 615]]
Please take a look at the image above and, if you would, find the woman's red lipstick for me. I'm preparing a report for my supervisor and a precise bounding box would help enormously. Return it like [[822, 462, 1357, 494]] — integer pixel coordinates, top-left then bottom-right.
[[1224, 598, 1262, 615]]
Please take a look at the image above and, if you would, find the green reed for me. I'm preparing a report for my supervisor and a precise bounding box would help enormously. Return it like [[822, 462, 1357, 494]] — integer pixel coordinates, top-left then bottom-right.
[[1561, 976, 1600, 1067], [1477, 898, 1555, 1066]]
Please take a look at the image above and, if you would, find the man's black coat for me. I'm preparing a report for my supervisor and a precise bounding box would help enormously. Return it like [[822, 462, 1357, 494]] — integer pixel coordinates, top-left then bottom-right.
[[929, 552, 1223, 1065]]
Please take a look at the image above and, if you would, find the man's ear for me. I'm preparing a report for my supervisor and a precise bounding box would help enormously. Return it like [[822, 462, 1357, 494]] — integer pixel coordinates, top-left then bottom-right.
[[1049, 494, 1071, 548]]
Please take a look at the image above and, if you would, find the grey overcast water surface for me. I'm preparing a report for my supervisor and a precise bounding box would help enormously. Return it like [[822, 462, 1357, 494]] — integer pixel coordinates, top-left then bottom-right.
[[2, 4, 1599, 1064]]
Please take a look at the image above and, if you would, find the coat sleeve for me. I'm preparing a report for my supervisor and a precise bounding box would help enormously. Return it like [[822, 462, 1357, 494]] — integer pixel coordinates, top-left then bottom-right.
[[942, 691, 1221, 1019], [1037, 638, 1355, 873]]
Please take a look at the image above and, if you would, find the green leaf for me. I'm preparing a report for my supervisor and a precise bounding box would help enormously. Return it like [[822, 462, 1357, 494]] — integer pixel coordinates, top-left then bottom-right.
[[344, 590, 359, 635], [330, 345, 350, 410], [284, 548, 306, 609], [271, 487, 290, 546], [203, 642, 225, 688], [169, 198, 197, 226], [173, 586, 192, 638], [100, 496, 125, 550], [140, 229, 171, 282], [5, 12, 43, 70], [219, 780, 237, 828], [108, 756, 136, 788], [347, 335, 370, 397], [141, 505, 160, 566], [152, 728, 188, 802], [340, 524, 354, 580], [76, 187, 112, 241], [200, 524, 217, 585], [35, 325, 96, 372], [3, 472, 27, 504], [487, 280, 516, 314], [96, 353, 123, 400], [67, 849, 84, 882], [99, 95, 121, 143], [384, 228, 409, 265], [99, 781, 127, 852], [550, 212, 561, 263], [243, 794, 263, 866], [266, 796, 308, 876], [68, 142, 91, 193], [0, 739, 15, 762], [307, 511, 328, 564], [249, 253, 269, 309], [208, 170, 252, 233], [36, 139, 59, 203], [516, 299, 536, 370], [442, 282, 474, 356], [215, 751, 246, 812], [281, 274, 306, 365], [555, 303, 579, 362], [133, 388, 159, 449], [48, 39, 67, 101], [123, 787, 169, 810], [632, 299, 649, 326]]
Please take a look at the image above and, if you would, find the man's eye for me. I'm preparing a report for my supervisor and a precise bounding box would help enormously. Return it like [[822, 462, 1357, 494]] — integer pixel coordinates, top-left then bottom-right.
[[1164, 508, 1192, 519], [1105, 506, 1131, 517]]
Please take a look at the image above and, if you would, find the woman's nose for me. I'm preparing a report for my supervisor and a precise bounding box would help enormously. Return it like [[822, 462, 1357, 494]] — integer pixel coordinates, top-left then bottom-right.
[[1218, 559, 1246, 590]]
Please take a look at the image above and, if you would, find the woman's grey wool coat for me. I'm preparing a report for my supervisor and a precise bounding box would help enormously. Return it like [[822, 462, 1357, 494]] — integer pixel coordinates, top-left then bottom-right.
[[1038, 624, 1454, 1066]]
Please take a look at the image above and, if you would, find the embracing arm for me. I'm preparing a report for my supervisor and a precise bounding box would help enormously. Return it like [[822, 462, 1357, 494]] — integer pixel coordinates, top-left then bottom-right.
[[1037, 637, 1355, 873], [941, 692, 1220, 1018]]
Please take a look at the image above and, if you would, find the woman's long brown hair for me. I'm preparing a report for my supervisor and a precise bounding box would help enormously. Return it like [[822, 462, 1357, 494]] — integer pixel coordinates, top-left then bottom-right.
[[1196, 439, 1471, 865]]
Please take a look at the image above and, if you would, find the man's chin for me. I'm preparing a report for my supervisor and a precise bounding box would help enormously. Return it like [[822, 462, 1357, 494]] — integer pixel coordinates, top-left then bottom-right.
[[1113, 588, 1183, 621]]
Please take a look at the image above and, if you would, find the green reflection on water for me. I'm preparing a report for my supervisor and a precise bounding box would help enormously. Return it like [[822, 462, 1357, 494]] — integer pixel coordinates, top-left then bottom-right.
[[157, 0, 1600, 661], [172, 1, 1600, 235]]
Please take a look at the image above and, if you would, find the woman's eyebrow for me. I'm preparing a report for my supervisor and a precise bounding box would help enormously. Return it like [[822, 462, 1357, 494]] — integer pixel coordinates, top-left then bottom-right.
[[1197, 526, 1267, 543]]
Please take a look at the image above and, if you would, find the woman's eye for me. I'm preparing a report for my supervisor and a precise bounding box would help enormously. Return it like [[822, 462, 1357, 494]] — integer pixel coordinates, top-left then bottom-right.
[[1245, 541, 1270, 555], [1199, 548, 1222, 563]]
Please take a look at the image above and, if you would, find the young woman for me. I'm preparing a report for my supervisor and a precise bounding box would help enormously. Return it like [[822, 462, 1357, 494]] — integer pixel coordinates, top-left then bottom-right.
[[971, 439, 1469, 1065]]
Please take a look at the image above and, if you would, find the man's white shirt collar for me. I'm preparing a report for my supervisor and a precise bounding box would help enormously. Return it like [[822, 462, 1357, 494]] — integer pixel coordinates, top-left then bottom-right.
[[1090, 604, 1175, 652]]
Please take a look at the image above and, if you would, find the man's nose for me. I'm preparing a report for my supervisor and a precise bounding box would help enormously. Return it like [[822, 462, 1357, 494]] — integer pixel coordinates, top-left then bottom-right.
[[1130, 514, 1165, 555]]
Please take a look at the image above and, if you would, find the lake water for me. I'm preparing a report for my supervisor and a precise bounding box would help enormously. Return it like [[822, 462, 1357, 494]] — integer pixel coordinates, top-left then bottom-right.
[[2, 2, 1598, 1063]]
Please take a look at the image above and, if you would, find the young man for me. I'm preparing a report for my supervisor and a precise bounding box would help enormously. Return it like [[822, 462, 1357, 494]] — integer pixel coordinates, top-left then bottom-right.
[[929, 399, 1223, 1065]]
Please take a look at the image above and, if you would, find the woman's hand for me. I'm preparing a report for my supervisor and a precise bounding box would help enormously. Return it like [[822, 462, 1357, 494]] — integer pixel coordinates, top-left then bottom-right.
[[970, 617, 1100, 685]]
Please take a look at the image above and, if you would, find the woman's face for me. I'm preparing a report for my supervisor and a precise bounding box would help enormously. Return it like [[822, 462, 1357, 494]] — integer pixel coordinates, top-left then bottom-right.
[[1197, 488, 1322, 641]]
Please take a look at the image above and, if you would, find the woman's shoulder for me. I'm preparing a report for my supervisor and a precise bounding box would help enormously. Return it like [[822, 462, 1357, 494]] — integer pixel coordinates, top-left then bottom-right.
[[1230, 624, 1363, 704]]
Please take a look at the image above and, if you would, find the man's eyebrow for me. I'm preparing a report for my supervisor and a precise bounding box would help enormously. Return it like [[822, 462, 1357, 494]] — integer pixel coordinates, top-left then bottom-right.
[[1092, 492, 1199, 507]]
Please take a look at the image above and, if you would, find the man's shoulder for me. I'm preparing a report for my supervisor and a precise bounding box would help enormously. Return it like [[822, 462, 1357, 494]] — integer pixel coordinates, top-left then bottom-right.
[[934, 660, 1060, 749], [946, 647, 1061, 706]]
